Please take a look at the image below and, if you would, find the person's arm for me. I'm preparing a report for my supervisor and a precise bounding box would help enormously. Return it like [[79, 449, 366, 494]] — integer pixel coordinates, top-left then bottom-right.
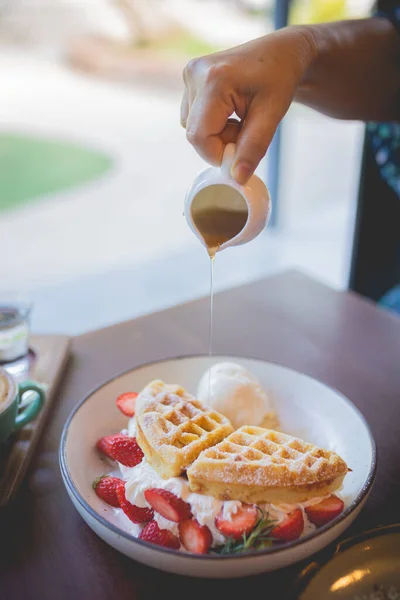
[[181, 18, 400, 184], [297, 18, 400, 121]]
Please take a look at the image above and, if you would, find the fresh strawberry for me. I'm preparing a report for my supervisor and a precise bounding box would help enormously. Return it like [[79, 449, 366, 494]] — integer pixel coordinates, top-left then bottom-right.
[[179, 519, 212, 554], [270, 509, 304, 542], [305, 495, 344, 527], [116, 392, 138, 417], [96, 433, 144, 467], [116, 482, 153, 524], [139, 520, 180, 549], [215, 504, 258, 540], [93, 475, 122, 507], [144, 488, 192, 522]]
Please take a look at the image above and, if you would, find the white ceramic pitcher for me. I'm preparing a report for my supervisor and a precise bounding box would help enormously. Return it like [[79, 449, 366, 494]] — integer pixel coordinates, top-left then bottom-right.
[[184, 143, 272, 253]]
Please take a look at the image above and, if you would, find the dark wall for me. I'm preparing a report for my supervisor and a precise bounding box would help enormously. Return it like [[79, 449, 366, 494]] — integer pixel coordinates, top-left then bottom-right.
[[349, 131, 400, 300]]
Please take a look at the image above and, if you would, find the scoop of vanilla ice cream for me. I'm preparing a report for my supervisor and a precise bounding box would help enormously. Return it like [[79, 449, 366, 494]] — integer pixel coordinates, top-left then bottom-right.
[[196, 362, 276, 429]]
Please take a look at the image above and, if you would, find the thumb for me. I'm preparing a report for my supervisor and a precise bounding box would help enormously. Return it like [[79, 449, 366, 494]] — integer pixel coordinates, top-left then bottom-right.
[[232, 97, 282, 185]]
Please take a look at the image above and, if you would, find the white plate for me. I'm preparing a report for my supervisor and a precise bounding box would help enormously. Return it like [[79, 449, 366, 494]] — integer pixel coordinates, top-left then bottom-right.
[[59, 355, 376, 579]]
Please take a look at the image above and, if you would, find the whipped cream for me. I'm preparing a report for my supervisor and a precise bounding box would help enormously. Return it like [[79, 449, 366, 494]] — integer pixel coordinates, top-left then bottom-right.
[[120, 459, 241, 546], [127, 417, 137, 437]]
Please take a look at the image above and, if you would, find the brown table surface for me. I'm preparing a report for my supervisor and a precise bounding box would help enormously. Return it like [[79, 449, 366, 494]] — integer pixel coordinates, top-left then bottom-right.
[[1, 269, 400, 599]]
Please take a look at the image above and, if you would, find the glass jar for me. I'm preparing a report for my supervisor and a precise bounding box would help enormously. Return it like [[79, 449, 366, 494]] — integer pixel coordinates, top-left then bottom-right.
[[0, 292, 32, 364]]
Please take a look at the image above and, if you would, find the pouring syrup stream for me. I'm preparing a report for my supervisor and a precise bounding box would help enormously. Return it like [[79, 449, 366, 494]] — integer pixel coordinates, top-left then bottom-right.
[[191, 197, 248, 403]]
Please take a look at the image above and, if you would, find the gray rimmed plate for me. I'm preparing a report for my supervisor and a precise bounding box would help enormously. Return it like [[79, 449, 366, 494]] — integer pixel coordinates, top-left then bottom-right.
[[59, 355, 377, 579]]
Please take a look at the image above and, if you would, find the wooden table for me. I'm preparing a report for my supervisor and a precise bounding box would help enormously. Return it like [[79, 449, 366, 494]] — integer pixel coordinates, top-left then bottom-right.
[[1, 270, 400, 599]]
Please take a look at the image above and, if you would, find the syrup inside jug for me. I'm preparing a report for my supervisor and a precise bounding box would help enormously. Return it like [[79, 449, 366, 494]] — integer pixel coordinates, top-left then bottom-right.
[[190, 184, 248, 257]]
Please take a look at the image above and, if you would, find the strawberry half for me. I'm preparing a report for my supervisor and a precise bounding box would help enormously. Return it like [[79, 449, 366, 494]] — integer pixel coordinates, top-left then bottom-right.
[[144, 488, 192, 523], [116, 392, 138, 417], [215, 503, 258, 540], [96, 433, 144, 467], [179, 519, 212, 554], [93, 475, 122, 507], [270, 509, 304, 542], [116, 482, 154, 524], [305, 495, 344, 527], [139, 520, 180, 549]]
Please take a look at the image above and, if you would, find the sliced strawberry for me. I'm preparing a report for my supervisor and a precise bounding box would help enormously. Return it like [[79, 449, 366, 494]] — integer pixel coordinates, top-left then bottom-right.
[[96, 433, 144, 467], [179, 519, 212, 554], [116, 482, 154, 524], [93, 475, 122, 507], [139, 520, 180, 549], [215, 503, 258, 540], [116, 392, 138, 417], [305, 495, 344, 527], [144, 488, 192, 523], [270, 509, 304, 542]]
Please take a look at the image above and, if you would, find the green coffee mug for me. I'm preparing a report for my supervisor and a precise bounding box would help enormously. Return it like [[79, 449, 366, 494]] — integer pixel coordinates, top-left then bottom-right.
[[0, 367, 45, 444]]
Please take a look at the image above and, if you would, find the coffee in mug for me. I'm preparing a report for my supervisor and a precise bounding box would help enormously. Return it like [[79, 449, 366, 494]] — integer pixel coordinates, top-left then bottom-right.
[[0, 370, 12, 409], [0, 368, 45, 445]]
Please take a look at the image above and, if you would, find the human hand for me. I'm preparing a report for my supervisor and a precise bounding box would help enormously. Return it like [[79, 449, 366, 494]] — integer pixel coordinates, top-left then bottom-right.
[[181, 27, 317, 184]]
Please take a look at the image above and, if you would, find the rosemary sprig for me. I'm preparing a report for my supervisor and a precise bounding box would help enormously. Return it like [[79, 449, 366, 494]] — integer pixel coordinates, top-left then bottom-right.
[[212, 507, 276, 555]]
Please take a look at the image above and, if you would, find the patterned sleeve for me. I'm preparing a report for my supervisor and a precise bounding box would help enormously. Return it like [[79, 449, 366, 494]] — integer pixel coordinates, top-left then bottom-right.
[[366, 1, 400, 197]]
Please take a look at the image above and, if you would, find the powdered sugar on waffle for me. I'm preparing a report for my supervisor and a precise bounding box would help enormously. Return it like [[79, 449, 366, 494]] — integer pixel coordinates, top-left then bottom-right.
[[188, 426, 348, 490]]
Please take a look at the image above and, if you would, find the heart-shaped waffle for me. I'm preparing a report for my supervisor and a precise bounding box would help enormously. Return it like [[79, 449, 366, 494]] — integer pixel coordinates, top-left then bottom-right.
[[135, 380, 234, 479], [187, 426, 349, 504]]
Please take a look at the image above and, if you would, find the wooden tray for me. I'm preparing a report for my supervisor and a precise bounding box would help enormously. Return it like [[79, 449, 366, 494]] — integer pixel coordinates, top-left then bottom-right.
[[0, 334, 71, 507]]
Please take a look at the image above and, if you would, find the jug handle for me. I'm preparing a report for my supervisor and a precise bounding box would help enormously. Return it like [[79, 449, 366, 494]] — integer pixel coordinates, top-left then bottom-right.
[[221, 143, 236, 178]]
